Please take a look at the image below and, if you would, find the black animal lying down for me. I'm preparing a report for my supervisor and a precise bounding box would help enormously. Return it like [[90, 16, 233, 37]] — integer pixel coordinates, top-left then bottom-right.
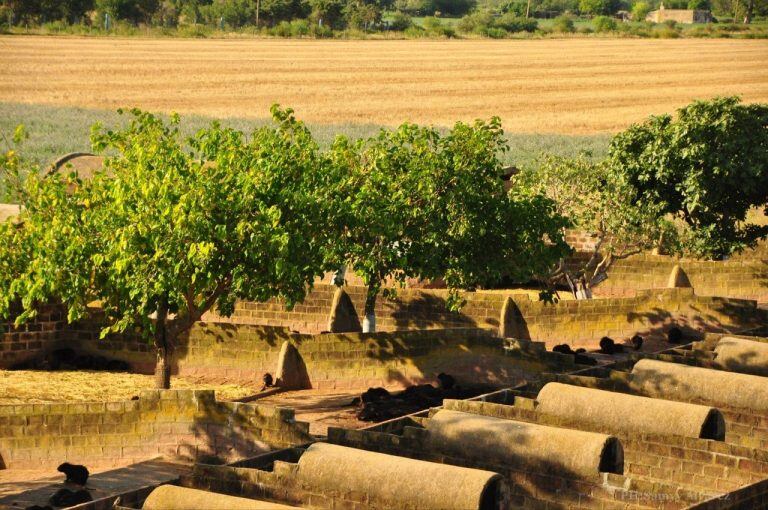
[[599, 336, 625, 355], [48, 488, 91, 507], [58, 462, 89, 485], [551, 343, 597, 365]]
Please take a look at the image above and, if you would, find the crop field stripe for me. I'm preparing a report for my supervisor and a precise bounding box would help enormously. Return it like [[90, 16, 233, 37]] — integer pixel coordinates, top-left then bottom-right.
[[0, 102, 611, 171], [1, 36, 767, 134]]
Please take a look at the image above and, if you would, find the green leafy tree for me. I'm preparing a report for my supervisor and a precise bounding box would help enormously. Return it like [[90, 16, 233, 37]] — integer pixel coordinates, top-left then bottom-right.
[[345, 0, 381, 29], [608, 96, 768, 259], [389, 10, 412, 29], [631, 0, 651, 20], [96, 0, 160, 24], [307, 0, 346, 27], [199, 0, 256, 26], [330, 119, 569, 331], [711, 0, 767, 22], [579, 0, 603, 13], [687, 0, 710, 9], [551, 14, 575, 32], [592, 14, 616, 30], [434, 0, 476, 15], [1, 0, 95, 23], [578, 0, 619, 13], [394, 0, 435, 14], [0, 107, 343, 388], [517, 155, 673, 295]]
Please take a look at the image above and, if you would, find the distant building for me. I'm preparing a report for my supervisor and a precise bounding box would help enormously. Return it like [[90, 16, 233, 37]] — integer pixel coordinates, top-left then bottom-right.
[[646, 2, 713, 23]]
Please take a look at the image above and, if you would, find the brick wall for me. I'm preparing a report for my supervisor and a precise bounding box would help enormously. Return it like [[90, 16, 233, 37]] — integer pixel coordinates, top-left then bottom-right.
[[292, 329, 555, 390], [201, 286, 338, 334], [5, 288, 761, 376], [65, 326, 565, 390], [63, 321, 297, 380], [570, 252, 768, 303], [0, 389, 311, 470], [202, 284, 505, 335], [0, 303, 65, 368], [503, 288, 760, 349], [442, 399, 768, 498]]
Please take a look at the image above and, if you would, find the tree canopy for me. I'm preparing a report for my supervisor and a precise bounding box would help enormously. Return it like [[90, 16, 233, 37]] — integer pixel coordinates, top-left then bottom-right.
[[608, 96, 768, 259], [0, 107, 343, 387], [330, 118, 569, 330]]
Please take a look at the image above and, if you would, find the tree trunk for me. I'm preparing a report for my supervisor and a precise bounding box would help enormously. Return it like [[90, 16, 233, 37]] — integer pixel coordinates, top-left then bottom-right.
[[362, 284, 378, 333], [154, 298, 172, 389], [155, 345, 171, 390], [743, 0, 754, 23]]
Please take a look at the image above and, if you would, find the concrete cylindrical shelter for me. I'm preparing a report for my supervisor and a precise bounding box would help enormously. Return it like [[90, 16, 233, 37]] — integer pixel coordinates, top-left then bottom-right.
[[142, 485, 297, 510], [631, 359, 768, 412], [296, 442, 505, 510], [714, 336, 768, 377], [426, 409, 622, 479], [536, 382, 725, 440]]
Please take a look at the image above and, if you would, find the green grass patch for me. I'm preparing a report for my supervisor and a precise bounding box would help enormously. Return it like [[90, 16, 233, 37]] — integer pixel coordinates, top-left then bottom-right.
[[0, 101, 610, 173]]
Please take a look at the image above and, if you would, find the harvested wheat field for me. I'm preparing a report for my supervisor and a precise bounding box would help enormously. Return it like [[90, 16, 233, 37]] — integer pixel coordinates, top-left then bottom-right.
[[1, 36, 767, 133]]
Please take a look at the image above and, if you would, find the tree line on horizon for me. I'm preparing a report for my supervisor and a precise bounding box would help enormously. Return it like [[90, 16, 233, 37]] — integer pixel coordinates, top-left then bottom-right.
[[1, 0, 764, 34]]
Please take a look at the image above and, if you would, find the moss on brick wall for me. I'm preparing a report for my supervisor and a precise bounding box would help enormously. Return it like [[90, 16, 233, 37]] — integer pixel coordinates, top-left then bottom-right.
[[568, 252, 768, 303], [502, 288, 760, 349], [0, 304, 64, 368], [0, 389, 311, 470]]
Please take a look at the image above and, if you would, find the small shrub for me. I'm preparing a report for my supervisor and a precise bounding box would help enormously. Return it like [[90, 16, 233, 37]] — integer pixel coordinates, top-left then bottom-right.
[[496, 13, 538, 32], [652, 26, 681, 38], [308, 23, 333, 38], [41, 20, 70, 33], [390, 11, 413, 31], [458, 10, 494, 33], [484, 27, 508, 38], [552, 15, 575, 33], [593, 15, 617, 32], [404, 25, 427, 37], [177, 24, 210, 38], [271, 21, 293, 37], [290, 19, 310, 36], [423, 16, 455, 37], [663, 19, 678, 28], [578, 26, 594, 33]]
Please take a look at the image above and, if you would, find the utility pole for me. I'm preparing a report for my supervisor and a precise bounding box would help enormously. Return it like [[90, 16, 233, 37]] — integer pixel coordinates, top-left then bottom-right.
[[526, 0, 532, 18]]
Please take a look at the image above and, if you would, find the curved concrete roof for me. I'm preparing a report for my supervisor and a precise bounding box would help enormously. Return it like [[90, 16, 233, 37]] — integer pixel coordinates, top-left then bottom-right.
[[143, 485, 297, 510], [296, 442, 504, 510], [427, 409, 623, 479], [632, 358, 768, 412], [537, 382, 725, 440], [714, 336, 768, 377]]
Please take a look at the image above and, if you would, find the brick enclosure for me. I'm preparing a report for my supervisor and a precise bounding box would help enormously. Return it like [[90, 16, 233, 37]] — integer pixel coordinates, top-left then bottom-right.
[[2, 287, 761, 379], [172, 285, 763, 346], [572, 252, 768, 303], [0, 389, 311, 470], [202, 284, 505, 334], [503, 288, 760, 349], [66, 326, 570, 390]]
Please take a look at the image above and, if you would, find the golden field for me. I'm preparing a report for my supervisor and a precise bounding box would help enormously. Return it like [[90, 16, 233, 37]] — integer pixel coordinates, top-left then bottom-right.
[[1, 36, 767, 134], [0, 369, 258, 403]]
